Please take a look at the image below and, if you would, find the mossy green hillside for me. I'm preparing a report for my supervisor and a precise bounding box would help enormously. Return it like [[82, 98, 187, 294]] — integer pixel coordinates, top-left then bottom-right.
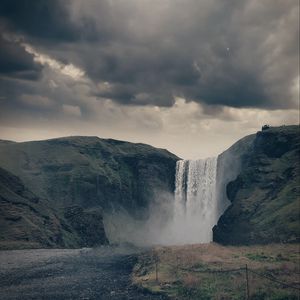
[[0, 136, 178, 249], [213, 125, 300, 245]]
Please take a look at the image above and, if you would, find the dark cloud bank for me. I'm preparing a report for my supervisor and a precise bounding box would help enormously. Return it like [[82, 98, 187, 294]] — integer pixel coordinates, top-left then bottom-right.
[[0, 0, 298, 131]]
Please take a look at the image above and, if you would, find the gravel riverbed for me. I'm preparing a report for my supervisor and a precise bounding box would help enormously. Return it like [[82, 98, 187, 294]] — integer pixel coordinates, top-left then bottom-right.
[[0, 246, 166, 300]]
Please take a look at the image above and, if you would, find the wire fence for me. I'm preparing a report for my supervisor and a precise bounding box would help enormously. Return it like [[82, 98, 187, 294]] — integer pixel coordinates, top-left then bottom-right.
[[178, 265, 300, 290], [247, 268, 300, 291], [151, 255, 300, 299]]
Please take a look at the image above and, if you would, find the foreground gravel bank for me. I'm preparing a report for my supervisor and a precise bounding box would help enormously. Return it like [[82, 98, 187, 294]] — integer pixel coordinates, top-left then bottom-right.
[[0, 246, 167, 300]]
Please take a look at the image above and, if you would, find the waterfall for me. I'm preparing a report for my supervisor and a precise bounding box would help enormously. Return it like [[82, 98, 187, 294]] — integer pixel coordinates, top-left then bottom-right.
[[104, 156, 227, 246], [174, 157, 218, 243]]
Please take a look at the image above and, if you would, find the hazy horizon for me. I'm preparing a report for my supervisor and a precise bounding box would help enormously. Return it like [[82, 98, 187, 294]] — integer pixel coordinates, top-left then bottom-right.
[[1, 123, 300, 160]]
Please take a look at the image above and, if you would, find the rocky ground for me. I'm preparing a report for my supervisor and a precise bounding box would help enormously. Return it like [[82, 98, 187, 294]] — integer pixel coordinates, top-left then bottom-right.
[[0, 246, 167, 300]]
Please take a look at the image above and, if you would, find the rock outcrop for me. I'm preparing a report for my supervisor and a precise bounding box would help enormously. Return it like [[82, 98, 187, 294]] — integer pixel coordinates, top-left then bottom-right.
[[64, 206, 108, 247], [0, 167, 66, 249], [213, 125, 300, 244], [0, 136, 178, 249]]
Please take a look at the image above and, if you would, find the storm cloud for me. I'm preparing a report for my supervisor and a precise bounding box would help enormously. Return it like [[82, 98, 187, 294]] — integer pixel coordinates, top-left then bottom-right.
[[1, 0, 298, 108], [0, 0, 298, 158]]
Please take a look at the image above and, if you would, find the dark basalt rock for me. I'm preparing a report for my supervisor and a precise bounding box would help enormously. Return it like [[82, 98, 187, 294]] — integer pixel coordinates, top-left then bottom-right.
[[64, 206, 108, 247], [0, 167, 67, 249], [213, 125, 300, 245]]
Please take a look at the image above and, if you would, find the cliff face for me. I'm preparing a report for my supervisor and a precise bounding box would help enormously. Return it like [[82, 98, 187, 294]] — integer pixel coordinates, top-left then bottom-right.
[[215, 134, 255, 218], [213, 125, 300, 245], [0, 167, 70, 249], [0, 165, 108, 249], [0, 136, 178, 249]]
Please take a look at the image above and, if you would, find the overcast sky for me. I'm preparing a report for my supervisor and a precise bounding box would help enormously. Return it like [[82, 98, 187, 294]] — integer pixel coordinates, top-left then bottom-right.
[[0, 0, 298, 158]]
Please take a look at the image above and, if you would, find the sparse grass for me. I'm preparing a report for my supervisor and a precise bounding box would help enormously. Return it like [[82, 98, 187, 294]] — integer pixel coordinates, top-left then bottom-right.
[[245, 252, 277, 262], [132, 243, 300, 299]]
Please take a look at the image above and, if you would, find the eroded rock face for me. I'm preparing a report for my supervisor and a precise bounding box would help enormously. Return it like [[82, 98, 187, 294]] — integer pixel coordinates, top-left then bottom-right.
[[0, 137, 178, 249], [64, 206, 108, 247], [213, 125, 300, 245], [0, 167, 65, 249]]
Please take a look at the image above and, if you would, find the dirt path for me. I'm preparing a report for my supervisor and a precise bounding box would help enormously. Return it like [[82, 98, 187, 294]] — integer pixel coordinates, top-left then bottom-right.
[[0, 246, 167, 300]]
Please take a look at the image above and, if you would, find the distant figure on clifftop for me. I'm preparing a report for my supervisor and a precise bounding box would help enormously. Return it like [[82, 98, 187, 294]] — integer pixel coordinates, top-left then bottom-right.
[[262, 124, 270, 131]]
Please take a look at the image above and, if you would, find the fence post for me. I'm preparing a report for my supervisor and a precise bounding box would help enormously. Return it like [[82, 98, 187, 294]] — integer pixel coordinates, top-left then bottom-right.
[[155, 256, 158, 282], [245, 264, 250, 299]]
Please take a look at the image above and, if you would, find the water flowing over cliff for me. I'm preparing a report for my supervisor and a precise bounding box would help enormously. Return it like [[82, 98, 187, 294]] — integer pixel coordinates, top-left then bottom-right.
[[173, 158, 218, 243], [105, 157, 227, 246]]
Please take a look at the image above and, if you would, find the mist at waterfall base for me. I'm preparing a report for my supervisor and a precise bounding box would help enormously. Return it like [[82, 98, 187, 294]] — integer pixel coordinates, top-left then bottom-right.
[[104, 155, 237, 246]]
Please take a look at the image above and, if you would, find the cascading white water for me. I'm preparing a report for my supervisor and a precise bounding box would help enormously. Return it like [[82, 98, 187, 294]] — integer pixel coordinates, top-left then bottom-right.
[[104, 156, 232, 246], [174, 157, 218, 243]]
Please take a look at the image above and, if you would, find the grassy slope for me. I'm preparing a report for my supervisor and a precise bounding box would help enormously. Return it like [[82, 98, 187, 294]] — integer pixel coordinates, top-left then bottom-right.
[[0, 167, 75, 250], [133, 243, 300, 299], [0, 136, 178, 210], [0, 136, 178, 249], [214, 125, 300, 245]]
